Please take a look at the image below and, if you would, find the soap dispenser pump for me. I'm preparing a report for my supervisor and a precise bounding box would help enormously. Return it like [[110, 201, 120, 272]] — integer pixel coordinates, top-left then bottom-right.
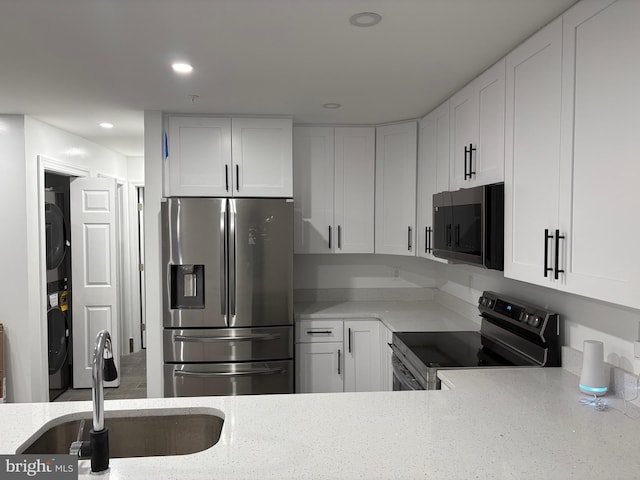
[[579, 340, 608, 396]]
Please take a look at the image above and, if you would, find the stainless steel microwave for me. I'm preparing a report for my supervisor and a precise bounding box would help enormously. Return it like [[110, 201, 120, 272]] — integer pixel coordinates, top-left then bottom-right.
[[432, 183, 504, 270]]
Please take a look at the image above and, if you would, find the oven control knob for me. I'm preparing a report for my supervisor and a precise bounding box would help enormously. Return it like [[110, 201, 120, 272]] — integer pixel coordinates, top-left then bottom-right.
[[529, 316, 541, 328], [524, 313, 530, 323], [487, 299, 494, 308]]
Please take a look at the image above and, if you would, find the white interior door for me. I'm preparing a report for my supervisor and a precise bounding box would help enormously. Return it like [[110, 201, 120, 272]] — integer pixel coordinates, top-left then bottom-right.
[[71, 177, 120, 388]]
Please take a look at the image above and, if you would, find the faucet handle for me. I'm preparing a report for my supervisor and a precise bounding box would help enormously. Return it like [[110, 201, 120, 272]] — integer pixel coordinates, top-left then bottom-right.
[[103, 356, 118, 382]]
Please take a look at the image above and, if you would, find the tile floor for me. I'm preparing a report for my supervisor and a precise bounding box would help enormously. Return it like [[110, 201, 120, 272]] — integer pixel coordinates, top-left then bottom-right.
[[54, 350, 147, 402]]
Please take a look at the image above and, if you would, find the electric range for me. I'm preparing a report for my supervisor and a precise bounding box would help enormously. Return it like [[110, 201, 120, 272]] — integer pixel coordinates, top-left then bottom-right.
[[391, 291, 561, 390]]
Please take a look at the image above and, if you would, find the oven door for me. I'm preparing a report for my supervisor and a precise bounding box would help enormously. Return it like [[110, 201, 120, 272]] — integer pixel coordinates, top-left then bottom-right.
[[392, 354, 424, 391]]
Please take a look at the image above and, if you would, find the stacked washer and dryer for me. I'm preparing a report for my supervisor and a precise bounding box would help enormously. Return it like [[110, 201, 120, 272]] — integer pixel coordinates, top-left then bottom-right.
[[44, 173, 72, 401]]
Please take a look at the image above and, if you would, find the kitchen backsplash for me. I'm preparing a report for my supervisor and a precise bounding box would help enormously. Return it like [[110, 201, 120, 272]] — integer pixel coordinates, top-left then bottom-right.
[[293, 287, 435, 303]]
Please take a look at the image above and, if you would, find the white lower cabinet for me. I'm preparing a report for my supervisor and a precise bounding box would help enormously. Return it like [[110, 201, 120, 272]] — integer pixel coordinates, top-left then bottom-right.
[[380, 325, 393, 392], [296, 342, 343, 394], [296, 319, 384, 393], [343, 320, 381, 393]]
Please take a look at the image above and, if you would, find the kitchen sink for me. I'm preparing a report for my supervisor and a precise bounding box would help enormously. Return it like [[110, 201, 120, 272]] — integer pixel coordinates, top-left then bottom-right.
[[19, 410, 224, 458]]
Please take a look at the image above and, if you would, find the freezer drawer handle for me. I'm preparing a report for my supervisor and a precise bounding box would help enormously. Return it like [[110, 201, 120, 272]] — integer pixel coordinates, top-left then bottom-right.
[[173, 333, 281, 343], [306, 330, 333, 335], [175, 368, 286, 378]]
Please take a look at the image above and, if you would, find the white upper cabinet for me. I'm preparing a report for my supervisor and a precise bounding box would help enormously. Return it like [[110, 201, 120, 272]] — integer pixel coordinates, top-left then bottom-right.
[[557, 0, 640, 309], [450, 59, 505, 190], [417, 101, 450, 260], [334, 127, 375, 254], [375, 121, 418, 256], [166, 116, 292, 197], [231, 118, 293, 197], [167, 117, 232, 197], [293, 127, 334, 253], [293, 126, 375, 254], [504, 18, 563, 288]]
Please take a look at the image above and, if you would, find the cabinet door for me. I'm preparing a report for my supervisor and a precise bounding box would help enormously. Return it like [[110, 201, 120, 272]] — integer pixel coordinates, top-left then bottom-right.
[[558, 0, 640, 309], [504, 18, 562, 287], [450, 60, 505, 190], [449, 83, 477, 190], [417, 101, 450, 260], [167, 117, 231, 196], [296, 342, 343, 393], [334, 127, 375, 254], [379, 324, 393, 392], [293, 127, 334, 253], [375, 122, 417, 256], [344, 321, 381, 392], [474, 59, 505, 186], [231, 118, 293, 197]]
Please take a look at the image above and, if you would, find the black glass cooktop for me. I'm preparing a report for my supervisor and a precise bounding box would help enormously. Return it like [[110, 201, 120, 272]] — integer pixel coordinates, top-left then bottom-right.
[[394, 331, 527, 368]]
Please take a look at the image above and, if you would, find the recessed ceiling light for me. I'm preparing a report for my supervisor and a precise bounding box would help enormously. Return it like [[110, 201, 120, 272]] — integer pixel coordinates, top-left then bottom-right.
[[323, 103, 342, 109], [172, 62, 194, 74], [99, 122, 114, 129], [349, 12, 382, 27]]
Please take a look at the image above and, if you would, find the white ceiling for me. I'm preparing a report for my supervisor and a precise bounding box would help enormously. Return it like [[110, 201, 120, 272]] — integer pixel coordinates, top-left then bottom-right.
[[0, 0, 577, 157]]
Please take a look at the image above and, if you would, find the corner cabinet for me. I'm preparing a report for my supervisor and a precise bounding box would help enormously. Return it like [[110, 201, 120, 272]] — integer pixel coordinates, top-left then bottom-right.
[[166, 116, 292, 197], [293, 126, 375, 254], [295, 319, 383, 393], [417, 101, 450, 260], [375, 122, 418, 256], [449, 59, 505, 190]]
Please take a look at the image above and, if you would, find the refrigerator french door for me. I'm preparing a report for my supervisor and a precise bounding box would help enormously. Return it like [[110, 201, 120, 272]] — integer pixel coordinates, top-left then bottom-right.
[[162, 197, 294, 397]]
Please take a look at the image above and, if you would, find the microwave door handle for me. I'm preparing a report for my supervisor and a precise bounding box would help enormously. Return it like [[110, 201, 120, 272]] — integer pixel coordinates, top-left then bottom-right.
[[220, 201, 228, 326]]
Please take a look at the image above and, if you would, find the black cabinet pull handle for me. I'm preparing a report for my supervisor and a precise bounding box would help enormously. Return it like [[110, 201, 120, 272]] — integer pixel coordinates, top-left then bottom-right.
[[348, 328, 352, 353], [225, 165, 229, 191], [235, 164, 239, 192], [464, 145, 469, 180], [468, 144, 476, 179], [408, 226, 412, 251], [428, 227, 432, 253], [544, 229, 554, 277], [337, 349, 341, 375], [455, 224, 460, 247], [328, 226, 332, 249], [338, 225, 342, 249], [554, 229, 565, 280], [446, 224, 452, 247], [425, 227, 429, 254]]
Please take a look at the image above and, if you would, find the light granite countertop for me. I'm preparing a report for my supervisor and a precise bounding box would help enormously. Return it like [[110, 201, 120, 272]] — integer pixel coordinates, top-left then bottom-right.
[[294, 299, 480, 332], [2, 367, 638, 479]]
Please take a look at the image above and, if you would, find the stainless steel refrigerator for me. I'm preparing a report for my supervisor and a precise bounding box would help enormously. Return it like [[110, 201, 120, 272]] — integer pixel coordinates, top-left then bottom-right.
[[161, 197, 294, 397]]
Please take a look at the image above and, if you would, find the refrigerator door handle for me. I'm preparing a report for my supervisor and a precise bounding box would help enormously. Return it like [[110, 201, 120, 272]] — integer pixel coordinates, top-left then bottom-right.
[[220, 201, 228, 326], [229, 199, 237, 324], [174, 333, 282, 343], [175, 368, 286, 378]]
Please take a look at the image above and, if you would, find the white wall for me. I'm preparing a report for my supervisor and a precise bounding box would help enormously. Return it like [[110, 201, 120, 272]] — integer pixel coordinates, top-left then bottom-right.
[[127, 156, 144, 183], [143, 111, 163, 398], [294, 254, 440, 289], [0, 116, 30, 403], [0, 115, 130, 402]]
